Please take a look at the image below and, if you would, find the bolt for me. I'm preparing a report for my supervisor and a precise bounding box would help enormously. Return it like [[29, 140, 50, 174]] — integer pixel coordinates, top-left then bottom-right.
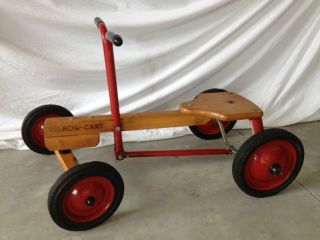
[[229, 146, 237, 155], [85, 197, 96, 206], [115, 126, 121, 131], [269, 164, 282, 176]]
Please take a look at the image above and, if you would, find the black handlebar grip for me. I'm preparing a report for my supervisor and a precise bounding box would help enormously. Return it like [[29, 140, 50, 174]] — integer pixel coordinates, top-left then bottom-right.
[[107, 32, 123, 47], [94, 17, 103, 27]]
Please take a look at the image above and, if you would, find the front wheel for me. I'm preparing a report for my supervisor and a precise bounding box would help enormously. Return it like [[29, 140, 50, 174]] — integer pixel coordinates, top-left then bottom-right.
[[21, 104, 73, 155], [232, 128, 304, 197], [48, 161, 124, 231]]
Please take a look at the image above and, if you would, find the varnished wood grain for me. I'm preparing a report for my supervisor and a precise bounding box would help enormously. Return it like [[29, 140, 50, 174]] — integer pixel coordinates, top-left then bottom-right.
[[46, 133, 100, 151], [54, 150, 79, 171], [44, 111, 212, 138], [180, 92, 263, 121], [44, 92, 263, 151]]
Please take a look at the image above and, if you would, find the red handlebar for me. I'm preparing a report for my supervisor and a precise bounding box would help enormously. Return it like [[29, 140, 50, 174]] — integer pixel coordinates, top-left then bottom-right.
[[95, 17, 125, 158]]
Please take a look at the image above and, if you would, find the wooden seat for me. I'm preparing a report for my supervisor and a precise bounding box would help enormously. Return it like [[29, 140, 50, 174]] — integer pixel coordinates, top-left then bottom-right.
[[180, 92, 263, 121]]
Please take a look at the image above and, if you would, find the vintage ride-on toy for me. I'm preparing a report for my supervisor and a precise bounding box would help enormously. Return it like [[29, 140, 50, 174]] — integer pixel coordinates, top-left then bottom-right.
[[21, 17, 304, 231]]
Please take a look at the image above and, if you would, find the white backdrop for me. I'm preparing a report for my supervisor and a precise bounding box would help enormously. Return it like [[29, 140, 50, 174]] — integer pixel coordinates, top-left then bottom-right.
[[1, 0, 320, 150]]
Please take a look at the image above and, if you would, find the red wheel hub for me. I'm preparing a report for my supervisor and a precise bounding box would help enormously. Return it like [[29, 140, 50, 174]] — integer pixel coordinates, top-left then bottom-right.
[[244, 140, 297, 191], [63, 176, 115, 223], [31, 114, 60, 147], [196, 120, 230, 135]]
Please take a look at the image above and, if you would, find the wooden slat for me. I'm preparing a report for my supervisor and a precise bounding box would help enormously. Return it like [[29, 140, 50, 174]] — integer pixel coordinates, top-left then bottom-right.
[[54, 150, 78, 171], [180, 92, 263, 121], [44, 111, 211, 138]]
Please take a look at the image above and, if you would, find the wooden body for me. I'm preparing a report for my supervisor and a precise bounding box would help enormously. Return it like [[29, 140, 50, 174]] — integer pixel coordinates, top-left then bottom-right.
[[44, 111, 211, 150], [44, 92, 263, 151]]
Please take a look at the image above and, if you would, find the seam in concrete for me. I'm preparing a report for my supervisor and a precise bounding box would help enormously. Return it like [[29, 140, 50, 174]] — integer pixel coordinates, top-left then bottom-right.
[[236, 130, 248, 140], [296, 179, 320, 202]]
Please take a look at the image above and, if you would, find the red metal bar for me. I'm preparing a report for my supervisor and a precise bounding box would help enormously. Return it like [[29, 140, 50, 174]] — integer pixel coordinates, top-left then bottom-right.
[[250, 118, 264, 134], [97, 21, 125, 159], [126, 149, 230, 158]]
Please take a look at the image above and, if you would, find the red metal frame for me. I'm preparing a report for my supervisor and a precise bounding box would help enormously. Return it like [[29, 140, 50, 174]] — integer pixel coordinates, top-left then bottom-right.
[[97, 21, 264, 160], [250, 118, 264, 134], [97, 22, 125, 159], [126, 149, 230, 158]]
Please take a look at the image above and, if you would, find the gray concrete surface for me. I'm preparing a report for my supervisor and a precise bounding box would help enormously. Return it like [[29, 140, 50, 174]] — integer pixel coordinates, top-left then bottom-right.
[[0, 122, 319, 240]]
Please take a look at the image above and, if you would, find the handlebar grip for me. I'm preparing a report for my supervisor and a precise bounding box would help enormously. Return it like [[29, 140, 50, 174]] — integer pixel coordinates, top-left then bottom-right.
[[94, 17, 123, 47], [94, 17, 103, 27], [107, 32, 123, 47]]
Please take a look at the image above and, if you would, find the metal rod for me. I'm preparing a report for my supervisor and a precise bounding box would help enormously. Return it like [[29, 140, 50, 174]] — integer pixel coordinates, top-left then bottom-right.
[[97, 21, 125, 159], [216, 120, 237, 154], [126, 149, 230, 158]]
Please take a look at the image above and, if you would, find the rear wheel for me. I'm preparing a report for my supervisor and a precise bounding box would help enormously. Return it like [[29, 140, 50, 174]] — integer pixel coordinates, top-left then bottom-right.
[[48, 161, 124, 231], [189, 89, 236, 140], [232, 128, 304, 197], [21, 104, 72, 155]]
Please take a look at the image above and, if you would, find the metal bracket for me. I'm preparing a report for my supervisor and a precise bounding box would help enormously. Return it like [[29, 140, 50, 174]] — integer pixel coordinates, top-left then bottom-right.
[[216, 120, 237, 154]]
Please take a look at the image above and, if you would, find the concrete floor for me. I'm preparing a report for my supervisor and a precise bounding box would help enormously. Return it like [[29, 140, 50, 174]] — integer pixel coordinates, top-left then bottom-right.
[[0, 122, 320, 240]]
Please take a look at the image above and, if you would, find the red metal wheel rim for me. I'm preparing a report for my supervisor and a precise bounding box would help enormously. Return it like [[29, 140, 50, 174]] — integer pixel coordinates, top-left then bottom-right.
[[244, 140, 297, 191], [63, 176, 115, 223], [31, 114, 60, 147], [196, 120, 231, 135]]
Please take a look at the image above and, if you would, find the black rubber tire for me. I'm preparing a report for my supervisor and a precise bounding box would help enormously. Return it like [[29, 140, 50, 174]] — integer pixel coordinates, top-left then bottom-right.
[[21, 104, 72, 155], [232, 128, 304, 198], [189, 89, 237, 140], [48, 161, 124, 231]]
